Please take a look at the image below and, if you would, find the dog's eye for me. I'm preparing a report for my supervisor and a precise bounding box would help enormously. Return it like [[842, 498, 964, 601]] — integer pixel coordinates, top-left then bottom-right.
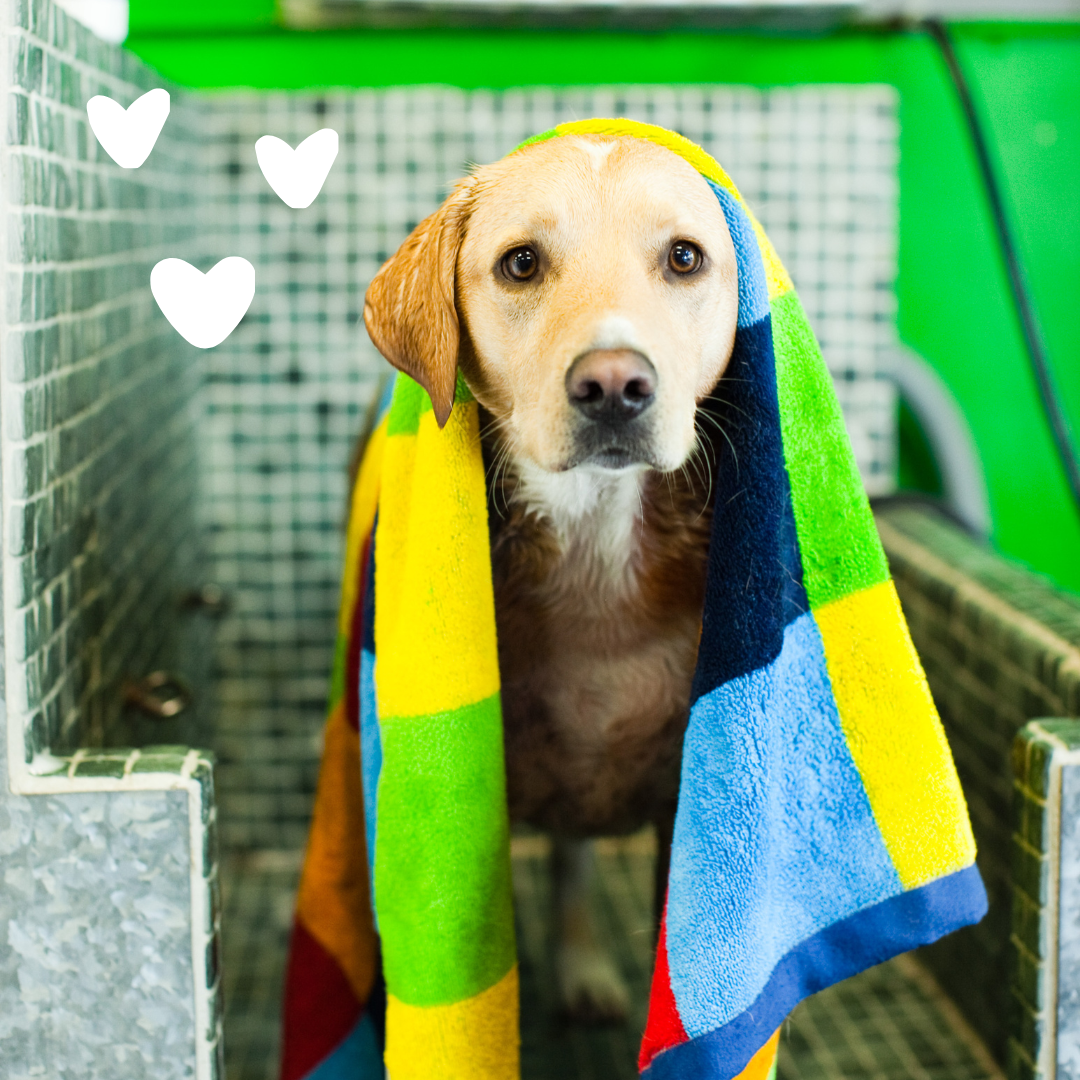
[[502, 246, 539, 282], [668, 241, 703, 274]]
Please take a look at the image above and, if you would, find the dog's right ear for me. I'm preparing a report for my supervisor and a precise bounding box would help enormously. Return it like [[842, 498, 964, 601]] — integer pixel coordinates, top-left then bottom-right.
[[363, 178, 476, 428]]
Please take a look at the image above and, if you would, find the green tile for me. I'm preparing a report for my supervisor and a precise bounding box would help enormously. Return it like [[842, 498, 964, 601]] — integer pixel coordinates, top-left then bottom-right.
[[131, 754, 188, 775], [72, 756, 128, 778], [1012, 737, 1032, 793], [1011, 941, 1045, 1011], [1034, 718, 1080, 752], [1011, 885, 1045, 959], [1015, 788, 1048, 851], [1012, 993, 1046, 1064], [1012, 837, 1049, 907], [1026, 738, 1054, 799]]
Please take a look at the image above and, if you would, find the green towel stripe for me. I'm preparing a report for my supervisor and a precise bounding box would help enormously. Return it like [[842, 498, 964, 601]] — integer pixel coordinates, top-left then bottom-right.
[[515, 128, 559, 151], [374, 693, 516, 1006], [386, 373, 428, 436], [454, 370, 475, 406], [386, 371, 476, 436], [771, 290, 890, 609]]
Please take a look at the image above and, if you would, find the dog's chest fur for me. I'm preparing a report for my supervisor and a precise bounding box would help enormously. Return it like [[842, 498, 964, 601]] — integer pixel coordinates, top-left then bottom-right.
[[488, 443, 712, 837]]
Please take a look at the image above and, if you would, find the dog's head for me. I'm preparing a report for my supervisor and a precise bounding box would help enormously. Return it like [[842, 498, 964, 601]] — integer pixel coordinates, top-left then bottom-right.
[[364, 134, 739, 475]]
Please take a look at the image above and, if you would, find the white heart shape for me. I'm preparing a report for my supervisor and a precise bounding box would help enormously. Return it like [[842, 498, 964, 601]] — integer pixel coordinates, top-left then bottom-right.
[[151, 257, 255, 349], [255, 128, 339, 209], [87, 88, 170, 169]]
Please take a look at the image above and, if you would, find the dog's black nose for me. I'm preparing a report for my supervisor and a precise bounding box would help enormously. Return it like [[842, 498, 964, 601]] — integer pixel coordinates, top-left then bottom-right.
[[566, 350, 657, 422]]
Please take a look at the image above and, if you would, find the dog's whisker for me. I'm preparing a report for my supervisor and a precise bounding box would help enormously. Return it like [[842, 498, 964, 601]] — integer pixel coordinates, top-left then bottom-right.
[[678, 462, 696, 498], [701, 442, 715, 510], [686, 443, 708, 496], [684, 446, 702, 487], [483, 441, 505, 479], [484, 441, 510, 487], [688, 438, 715, 519], [496, 450, 516, 518], [478, 413, 512, 442], [697, 413, 739, 480], [701, 395, 752, 421], [501, 452, 524, 518], [696, 409, 744, 440], [486, 438, 517, 519], [663, 470, 677, 511]]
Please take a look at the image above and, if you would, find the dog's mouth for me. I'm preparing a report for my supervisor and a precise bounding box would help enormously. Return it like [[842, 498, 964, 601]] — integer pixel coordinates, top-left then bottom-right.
[[561, 425, 659, 472], [587, 447, 638, 470]]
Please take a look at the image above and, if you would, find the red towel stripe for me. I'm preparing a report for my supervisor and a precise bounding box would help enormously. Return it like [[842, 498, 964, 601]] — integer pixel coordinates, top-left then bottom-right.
[[639, 904, 689, 1072], [280, 916, 363, 1080]]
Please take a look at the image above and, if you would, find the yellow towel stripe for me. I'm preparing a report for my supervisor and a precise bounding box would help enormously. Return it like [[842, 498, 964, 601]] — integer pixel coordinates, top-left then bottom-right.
[[374, 418, 418, 657], [815, 581, 977, 889], [555, 117, 740, 198], [337, 417, 388, 639], [384, 965, 520, 1080], [735, 1028, 782, 1080], [376, 402, 501, 719], [749, 213, 795, 301]]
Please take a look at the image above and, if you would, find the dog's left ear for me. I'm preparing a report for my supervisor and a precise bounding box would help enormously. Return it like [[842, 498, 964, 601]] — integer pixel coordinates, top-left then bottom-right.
[[363, 177, 476, 428]]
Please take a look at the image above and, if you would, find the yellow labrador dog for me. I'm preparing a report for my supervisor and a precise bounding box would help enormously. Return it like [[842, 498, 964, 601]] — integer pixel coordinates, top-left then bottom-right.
[[363, 133, 739, 1020]]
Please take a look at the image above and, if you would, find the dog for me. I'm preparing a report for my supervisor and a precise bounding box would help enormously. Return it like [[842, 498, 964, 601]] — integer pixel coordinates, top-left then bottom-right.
[[362, 132, 740, 1022]]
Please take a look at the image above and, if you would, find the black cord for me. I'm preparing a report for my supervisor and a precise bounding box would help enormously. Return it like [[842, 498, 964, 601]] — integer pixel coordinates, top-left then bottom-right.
[[925, 18, 1080, 519]]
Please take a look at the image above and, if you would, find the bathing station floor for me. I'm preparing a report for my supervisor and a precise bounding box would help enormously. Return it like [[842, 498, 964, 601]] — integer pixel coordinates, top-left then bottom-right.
[[219, 835, 1001, 1080]]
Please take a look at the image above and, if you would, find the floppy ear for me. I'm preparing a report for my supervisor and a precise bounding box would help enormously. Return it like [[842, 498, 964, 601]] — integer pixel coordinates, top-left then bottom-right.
[[363, 178, 475, 428]]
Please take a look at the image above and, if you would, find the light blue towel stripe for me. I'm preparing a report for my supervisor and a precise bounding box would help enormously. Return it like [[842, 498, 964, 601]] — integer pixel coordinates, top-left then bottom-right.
[[667, 611, 902, 1038], [708, 182, 770, 329], [360, 648, 382, 908]]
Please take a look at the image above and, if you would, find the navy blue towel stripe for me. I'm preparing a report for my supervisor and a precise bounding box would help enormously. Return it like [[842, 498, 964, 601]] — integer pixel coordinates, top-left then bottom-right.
[[692, 314, 808, 705], [643, 864, 988, 1080]]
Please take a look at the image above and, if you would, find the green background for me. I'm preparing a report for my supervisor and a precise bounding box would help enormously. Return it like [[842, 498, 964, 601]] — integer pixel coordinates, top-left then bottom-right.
[[125, 5, 1080, 591]]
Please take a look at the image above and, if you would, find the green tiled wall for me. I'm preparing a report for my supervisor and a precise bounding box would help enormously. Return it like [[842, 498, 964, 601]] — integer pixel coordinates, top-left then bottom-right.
[[0, 4, 222, 1072], [3, 0, 212, 762], [1010, 720, 1080, 1080], [877, 504, 1080, 1065]]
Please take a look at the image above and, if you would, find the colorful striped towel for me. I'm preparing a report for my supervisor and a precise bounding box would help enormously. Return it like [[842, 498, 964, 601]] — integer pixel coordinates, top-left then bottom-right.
[[280, 120, 987, 1080]]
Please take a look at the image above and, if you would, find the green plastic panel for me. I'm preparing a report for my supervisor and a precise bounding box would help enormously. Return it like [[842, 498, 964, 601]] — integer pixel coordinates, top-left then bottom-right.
[[124, 15, 1080, 591]]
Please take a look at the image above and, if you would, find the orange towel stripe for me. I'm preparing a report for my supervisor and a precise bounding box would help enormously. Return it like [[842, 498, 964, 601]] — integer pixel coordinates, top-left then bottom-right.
[[295, 700, 379, 1005]]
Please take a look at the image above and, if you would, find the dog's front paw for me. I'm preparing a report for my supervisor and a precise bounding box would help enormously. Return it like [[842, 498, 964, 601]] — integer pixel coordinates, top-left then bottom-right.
[[555, 943, 631, 1023]]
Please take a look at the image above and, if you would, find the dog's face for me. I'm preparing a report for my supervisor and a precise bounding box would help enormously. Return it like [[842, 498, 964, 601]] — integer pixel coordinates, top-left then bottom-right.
[[364, 134, 739, 475]]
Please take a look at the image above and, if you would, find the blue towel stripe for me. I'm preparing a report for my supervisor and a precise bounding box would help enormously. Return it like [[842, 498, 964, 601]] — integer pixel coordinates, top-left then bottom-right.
[[690, 181, 812, 705], [359, 540, 382, 905], [646, 864, 987, 1080], [710, 182, 770, 329], [360, 648, 382, 896], [691, 310, 808, 702], [304, 1012, 385, 1080], [669, 612, 902, 1037]]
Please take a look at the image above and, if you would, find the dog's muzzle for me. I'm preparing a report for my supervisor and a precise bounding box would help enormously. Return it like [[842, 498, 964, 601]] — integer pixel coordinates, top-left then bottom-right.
[[566, 349, 656, 422], [564, 349, 659, 469]]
